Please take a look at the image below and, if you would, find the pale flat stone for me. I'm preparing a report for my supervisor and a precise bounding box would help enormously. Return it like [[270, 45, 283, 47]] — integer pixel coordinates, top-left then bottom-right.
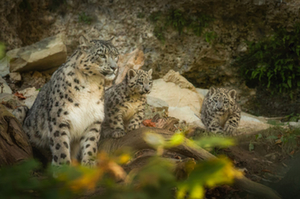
[[0, 76, 12, 94], [163, 70, 197, 92], [146, 96, 169, 112], [18, 87, 39, 109], [7, 34, 67, 73], [168, 106, 204, 127], [238, 112, 270, 133], [196, 88, 208, 99], [287, 121, 300, 129], [148, 79, 203, 114]]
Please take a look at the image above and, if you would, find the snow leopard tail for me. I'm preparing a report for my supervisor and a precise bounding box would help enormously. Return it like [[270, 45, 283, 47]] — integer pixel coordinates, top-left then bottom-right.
[[12, 105, 29, 124]]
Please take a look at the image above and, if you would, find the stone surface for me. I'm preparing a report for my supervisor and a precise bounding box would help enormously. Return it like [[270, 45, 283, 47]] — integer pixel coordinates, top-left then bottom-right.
[[21, 71, 51, 91], [18, 87, 39, 109], [1, 0, 300, 93], [148, 79, 203, 114], [196, 88, 208, 98], [7, 34, 67, 73], [9, 72, 21, 83], [146, 96, 169, 113], [0, 76, 12, 94], [163, 70, 197, 92], [238, 112, 270, 133], [0, 93, 21, 112], [287, 121, 300, 129], [114, 48, 145, 84], [0, 0, 23, 50], [0, 57, 10, 77], [168, 106, 203, 127], [145, 96, 169, 119]]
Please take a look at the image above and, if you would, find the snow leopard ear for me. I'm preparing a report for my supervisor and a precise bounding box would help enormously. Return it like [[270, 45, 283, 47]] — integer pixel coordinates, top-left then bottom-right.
[[79, 35, 91, 49], [228, 89, 237, 100], [148, 69, 153, 77], [127, 69, 137, 80], [209, 87, 216, 96]]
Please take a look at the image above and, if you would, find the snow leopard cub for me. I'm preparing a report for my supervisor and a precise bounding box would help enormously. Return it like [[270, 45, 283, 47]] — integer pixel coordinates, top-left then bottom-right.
[[102, 69, 153, 138], [201, 87, 241, 135]]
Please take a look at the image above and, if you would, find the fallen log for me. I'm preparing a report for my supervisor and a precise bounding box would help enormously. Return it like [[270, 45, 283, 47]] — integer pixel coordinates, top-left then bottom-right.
[[0, 104, 32, 166], [98, 127, 281, 199]]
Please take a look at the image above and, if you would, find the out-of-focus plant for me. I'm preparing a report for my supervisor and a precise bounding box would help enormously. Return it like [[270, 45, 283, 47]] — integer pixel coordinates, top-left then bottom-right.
[[0, 42, 5, 60], [0, 131, 242, 199], [0, 160, 73, 199], [78, 12, 93, 25], [237, 23, 300, 98], [149, 9, 215, 44], [143, 131, 242, 199]]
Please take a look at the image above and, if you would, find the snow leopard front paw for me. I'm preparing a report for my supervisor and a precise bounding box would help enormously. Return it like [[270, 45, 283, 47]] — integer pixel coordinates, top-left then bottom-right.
[[111, 129, 126, 138]]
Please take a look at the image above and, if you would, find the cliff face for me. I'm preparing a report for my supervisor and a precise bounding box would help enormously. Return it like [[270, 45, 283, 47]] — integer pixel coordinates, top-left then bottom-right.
[[1, 0, 300, 116]]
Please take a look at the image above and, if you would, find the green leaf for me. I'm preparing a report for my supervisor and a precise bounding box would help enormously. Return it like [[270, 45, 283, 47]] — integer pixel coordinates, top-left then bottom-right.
[[194, 136, 235, 149], [249, 142, 254, 151], [0, 42, 5, 60], [255, 133, 262, 140], [288, 78, 292, 88], [266, 135, 278, 140]]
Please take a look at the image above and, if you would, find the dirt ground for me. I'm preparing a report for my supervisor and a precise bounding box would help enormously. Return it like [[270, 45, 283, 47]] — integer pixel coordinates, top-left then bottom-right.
[[200, 127, 300, 199]]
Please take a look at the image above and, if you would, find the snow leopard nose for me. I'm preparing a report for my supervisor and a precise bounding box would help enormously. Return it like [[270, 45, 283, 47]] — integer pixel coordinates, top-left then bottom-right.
[[110, 64, 117, 70], [108, 57, 118, 70], [217, 101, 223, 109], [145, 86, 150, 92]]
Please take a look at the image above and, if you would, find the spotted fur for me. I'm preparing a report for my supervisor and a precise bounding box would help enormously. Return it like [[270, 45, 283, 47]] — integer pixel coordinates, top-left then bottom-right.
[[13, 35, 119, 166], [200, 87, 241, 135], [102, 69, 153, 138]]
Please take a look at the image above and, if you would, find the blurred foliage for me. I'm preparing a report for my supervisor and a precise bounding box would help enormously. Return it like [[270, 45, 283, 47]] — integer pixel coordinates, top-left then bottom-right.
[[204, 31, 217, 44], [137, 12, 145, 19], [149, 9, 214, 43], [78, 12, 93, 25], [0, 42, 5, 60], [0, 160, 73, 199], [236, 23, 300, 98], [0, 132, 242, 199]]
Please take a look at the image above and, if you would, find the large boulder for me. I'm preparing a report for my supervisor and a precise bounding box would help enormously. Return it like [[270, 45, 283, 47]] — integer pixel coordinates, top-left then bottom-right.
[[6, 34, 67, 73], [147, 71, 271, 134], [148, 70, 203, 114], [168, 106, 203, 127]]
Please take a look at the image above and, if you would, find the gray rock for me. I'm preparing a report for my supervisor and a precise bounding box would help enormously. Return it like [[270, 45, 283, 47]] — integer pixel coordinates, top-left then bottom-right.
[[0, 76, 12, 94], [9, 72, 21, 83], [0, 56, 10, 77], [196, 88, 208, 98], [287, 121, 300, 129], [0, 93, 21, 112], [7, 34, 67, 73], [146, 96, 169, 112]]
